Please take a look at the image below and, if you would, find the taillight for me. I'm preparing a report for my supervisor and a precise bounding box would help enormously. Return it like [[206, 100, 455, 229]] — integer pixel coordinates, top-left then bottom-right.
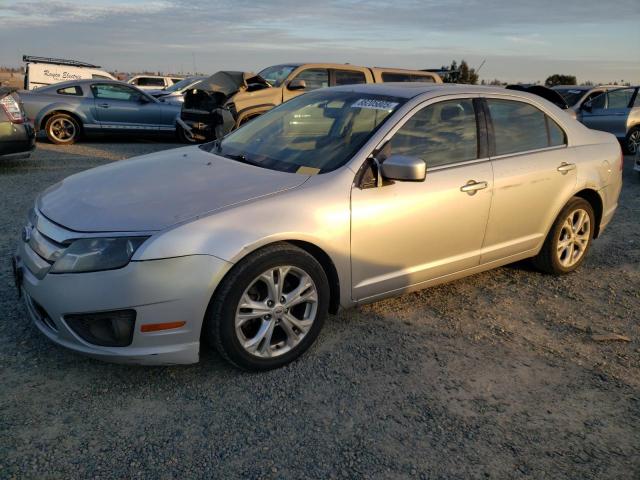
[[0, 94, 25, 124]]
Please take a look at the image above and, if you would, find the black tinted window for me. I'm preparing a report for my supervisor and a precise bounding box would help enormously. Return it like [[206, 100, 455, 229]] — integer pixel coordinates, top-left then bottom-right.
[[334, 70, 366, 86], [294, 69, 329, 90], [381, 72, 435, 83], [57, 86, 83, 96], [91, 84, 141, 101], [137, 77, 165, 87], [487, 99, 564, 155], [389, 99, 478, 168]]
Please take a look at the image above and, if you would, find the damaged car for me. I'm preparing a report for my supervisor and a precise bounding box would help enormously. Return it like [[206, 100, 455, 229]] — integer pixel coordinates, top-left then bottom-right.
[[177, 63, 442, 143]]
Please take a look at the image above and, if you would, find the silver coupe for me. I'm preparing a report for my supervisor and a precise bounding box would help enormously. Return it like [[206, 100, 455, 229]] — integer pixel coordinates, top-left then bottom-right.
[[14, 84, 623, 370]]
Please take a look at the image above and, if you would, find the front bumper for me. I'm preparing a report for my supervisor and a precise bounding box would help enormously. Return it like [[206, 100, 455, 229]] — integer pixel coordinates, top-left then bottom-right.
[[14, 242, 231, 365]]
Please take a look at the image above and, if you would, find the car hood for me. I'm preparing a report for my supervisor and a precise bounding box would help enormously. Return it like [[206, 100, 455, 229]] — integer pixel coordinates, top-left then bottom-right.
[[37, 146, 309, 232]]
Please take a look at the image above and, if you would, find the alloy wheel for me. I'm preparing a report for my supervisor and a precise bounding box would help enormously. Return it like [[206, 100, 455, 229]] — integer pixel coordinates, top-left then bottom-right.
[[556, 208, 591, 268], [627, 130, 640, 154], [235, 266, 318, 358], [49, 117, 76, 142]]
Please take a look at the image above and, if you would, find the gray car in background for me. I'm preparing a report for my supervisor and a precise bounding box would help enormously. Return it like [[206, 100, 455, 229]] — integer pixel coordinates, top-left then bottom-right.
[[552, 85, 612, 111], [578, 86, 640, 153], [20, 79, 181, 144], [146, 76, 207, 104]]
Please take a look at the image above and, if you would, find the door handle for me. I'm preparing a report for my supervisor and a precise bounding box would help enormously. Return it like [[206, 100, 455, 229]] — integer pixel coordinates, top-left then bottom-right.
[[557, 162, 576, 174], [460, 180, 488, 195], [98, 103, 110, 108]]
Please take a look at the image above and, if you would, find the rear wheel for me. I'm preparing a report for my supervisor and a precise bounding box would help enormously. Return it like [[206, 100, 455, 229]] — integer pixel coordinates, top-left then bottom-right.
[[176, 124, 200, 144], [205, 243, 329, 371], [625, 126, 640, 154], [533, 197, 594, 274], [44, 113, 81, 145]]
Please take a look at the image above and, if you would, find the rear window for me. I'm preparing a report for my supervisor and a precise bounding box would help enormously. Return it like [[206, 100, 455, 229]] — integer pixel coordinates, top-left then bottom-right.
[[334, 70, 367, 86], [136, 77, 165, 87], [381, 72, 435, 83], [487, 99, 566, 156], [57, 86, 83, 96]]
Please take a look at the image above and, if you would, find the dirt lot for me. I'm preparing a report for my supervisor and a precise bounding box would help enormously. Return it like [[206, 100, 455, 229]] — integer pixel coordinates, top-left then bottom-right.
[[1, 139, 639, 479]]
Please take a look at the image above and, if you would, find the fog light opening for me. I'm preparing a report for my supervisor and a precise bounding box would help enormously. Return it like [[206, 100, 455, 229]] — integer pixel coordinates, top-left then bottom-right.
[[65, 309, 136, 347]]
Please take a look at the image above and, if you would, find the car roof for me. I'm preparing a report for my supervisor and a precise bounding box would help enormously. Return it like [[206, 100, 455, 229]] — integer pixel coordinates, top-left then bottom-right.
[[327, 83, 539, 99]]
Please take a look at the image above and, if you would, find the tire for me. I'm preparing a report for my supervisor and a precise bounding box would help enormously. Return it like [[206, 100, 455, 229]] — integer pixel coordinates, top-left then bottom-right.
[[205, 243, 330, 371], [533, 197, 595, 275], [176, 124, 200, 144], [44, 113, 81, 145], [625, 126, 640, 155]]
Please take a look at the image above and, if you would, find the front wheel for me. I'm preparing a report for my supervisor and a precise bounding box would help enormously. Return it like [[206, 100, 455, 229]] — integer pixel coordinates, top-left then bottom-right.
[[625, 127, 640, 154], [205, 243, 330, 371], [533, 197, 595, 274]]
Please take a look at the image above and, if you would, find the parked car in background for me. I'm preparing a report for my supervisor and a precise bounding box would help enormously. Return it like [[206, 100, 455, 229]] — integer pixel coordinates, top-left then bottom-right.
[[552, 85, 613, 111], [578, 86, 640, 154], [0, 88, 35, 159], [128, 75, 184, 91], [13, 84, 622, 370], [22, 55, 115, 90], [179, 63, 442, 142], [146, 76, 207, 104], [20, 79, 181, 144]]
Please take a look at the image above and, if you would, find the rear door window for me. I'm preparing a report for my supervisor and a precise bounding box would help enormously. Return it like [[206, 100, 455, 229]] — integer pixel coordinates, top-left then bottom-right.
[[57, 86, 83, 96], [486, 99, 566, 156], [333, 70, 367, 86], [388, 99, 478, 168], [381, 72, 436, 83], [381, 72, 412, 82]]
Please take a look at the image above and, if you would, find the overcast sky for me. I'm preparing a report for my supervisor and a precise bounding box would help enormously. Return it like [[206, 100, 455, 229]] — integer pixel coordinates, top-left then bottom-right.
[[1, 0, 639, 83]]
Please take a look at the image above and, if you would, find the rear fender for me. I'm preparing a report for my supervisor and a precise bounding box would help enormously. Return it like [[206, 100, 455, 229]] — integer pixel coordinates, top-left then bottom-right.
[[35, 103, 89, 130]]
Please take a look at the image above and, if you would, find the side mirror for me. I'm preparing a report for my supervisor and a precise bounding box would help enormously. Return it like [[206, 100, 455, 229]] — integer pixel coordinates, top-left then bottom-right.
[[581, 101, 592, 113], [380, 155, 426, 182], [288, 79, 307, 91]]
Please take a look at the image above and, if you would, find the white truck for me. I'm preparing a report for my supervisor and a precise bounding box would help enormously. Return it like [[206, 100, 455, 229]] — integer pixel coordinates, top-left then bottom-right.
[[22, 55, 115, 90]]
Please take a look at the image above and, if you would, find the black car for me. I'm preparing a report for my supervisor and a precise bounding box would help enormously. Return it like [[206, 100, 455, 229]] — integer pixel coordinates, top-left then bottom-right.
[[0, 87, 35, 159]]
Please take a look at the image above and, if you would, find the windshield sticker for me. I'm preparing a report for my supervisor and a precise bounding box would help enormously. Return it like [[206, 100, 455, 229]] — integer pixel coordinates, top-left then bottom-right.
[[351, 99, 399, 111], [296, 166, 321, 175], [568, 90, 582, 94]]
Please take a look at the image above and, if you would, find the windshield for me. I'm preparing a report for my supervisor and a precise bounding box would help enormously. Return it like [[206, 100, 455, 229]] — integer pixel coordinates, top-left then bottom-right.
[[164, 77, 199, 92], [257, 65, 297, 87], [554, 88, 588, 107], [203, 90, 405, 173]]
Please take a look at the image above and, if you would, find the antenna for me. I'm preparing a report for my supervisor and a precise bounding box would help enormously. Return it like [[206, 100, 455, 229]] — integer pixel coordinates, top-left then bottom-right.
[[476, 59, 486, 74]]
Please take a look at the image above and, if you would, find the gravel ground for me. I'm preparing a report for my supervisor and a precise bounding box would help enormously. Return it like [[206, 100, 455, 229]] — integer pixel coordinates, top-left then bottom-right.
[[1, 139, 639, 480]]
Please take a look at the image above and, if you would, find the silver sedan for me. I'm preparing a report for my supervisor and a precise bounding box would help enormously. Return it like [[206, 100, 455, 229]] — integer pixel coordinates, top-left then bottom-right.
[[14, 84, 623, 370]]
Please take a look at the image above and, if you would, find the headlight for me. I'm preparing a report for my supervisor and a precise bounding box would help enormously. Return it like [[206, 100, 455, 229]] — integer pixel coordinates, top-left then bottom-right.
[[50, 237, 148, 274]]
